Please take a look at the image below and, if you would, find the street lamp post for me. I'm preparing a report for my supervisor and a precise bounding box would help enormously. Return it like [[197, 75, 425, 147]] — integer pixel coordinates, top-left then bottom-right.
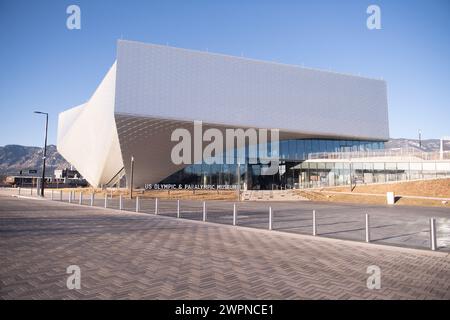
[[418, 129, 422, 149], [236, 162, 241, 201], [130, 156, 135, 199], [34, 111, 48, 197]]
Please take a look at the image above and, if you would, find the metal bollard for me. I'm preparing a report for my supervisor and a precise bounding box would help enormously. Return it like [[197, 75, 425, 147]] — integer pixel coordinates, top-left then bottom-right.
[[430, 218, 437, 251], [312, 210, 317, 236], [90, 193, 94, 206], [69, 191, 72, 203], [203, 201, 207, 221], [365, 214, 370, 243], [177, 200, 180, 218], [79, 192, 83, 205], [136, 196, 140, 212], [269, 206, 273, 230], [155, 198, 158, 214], [233, 203, 237, 226], [60, 190, 63, 201], [119, 194, 123, 210], [51, 189, 54, 200], [104, 193, 108, 208], [30, 188, 33, 196], [18, 187, 21, 195]]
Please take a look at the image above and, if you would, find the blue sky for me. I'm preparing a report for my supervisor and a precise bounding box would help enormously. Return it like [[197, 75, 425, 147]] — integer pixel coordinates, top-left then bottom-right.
[[0, 0, 449, 146]]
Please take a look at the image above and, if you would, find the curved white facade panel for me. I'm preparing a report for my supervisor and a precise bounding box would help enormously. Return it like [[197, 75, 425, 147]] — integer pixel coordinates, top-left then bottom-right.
[[58, 40, 389, 187], [57, 62, 124, 187]]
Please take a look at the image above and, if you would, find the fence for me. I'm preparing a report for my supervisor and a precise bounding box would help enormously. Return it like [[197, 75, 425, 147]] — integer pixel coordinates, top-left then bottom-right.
[[297, 159, 450, 189], [24, 188, 444, 252], [308, 148, 450, 161]]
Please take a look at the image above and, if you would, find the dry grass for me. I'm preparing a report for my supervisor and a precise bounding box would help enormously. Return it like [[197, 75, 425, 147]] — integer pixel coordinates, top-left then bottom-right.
[[54, 187, 238, 201], [295, 178, 450, 208], [324, 178, 450, 198], [298, 192, 447, 207]]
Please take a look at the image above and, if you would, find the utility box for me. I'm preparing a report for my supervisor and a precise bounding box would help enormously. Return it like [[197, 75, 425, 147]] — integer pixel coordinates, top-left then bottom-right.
[[386, 192, 395, 205]]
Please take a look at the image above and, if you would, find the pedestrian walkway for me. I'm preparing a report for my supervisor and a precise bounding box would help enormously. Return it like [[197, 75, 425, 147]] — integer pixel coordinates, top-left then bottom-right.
[[1, 193, 449, 299]]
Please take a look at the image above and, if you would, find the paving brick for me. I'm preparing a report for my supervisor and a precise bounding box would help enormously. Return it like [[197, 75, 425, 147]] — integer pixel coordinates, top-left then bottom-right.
[[0, 192, 449, 299]]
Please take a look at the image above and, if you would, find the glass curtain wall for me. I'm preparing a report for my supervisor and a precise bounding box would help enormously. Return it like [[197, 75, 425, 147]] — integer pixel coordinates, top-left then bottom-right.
[[160, 139, 385, 189], [296, 161, 450, 188]]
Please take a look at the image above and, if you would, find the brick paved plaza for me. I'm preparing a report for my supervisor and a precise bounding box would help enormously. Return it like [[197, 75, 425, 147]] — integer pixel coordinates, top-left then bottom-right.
[[13, 188, 450, 251], [1, 191, 449, 299]]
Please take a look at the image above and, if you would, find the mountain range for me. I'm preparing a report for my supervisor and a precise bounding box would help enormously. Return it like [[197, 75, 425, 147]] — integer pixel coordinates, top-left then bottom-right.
[[384, 138, 449, 153], [0, 145, 70, 175]]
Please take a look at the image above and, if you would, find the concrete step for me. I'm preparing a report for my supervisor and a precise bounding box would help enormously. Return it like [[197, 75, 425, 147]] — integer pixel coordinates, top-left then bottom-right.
[[242, 190, 309, 201]]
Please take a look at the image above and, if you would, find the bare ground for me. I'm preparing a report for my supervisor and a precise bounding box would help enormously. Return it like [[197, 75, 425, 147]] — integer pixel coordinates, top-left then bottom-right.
[[295, 178, 450, 208], [56, 187, 238, 201], [325, 178, 450, 198]]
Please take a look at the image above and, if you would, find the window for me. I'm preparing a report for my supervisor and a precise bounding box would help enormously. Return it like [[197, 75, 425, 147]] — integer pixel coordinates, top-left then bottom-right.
[[319, 140, 327, 152], [297, 140, 305, 159], [423, 163, 436, 171], [326, 140, 334, 152], [305, 140, 312, 155], [280, 141, 288, 159], [289, 140, 297, 159], [332, 140, 340, 152], [312, 140, 320, 153]]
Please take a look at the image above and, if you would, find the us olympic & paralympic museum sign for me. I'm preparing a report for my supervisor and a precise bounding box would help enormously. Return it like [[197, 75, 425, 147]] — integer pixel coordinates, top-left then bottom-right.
[[144, 184, 238, 190]]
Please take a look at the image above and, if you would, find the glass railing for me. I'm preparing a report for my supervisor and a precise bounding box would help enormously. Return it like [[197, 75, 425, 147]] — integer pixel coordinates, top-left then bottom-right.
[[307, 148, 450, 161]]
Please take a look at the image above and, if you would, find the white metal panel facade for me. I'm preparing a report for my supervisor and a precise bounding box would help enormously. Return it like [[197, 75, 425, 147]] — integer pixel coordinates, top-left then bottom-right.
[[115, 40, 389, 140], [57, 62, 124, 187]]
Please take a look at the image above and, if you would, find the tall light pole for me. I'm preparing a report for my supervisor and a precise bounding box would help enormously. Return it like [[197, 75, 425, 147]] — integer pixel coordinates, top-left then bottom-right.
[[441, 136, 450, 160], [130, 156, 135, 199], [34, 111, 48, 197], [349, 158, 353, 192], [418, 129, 422, 149], [236, 162, 241, 201]]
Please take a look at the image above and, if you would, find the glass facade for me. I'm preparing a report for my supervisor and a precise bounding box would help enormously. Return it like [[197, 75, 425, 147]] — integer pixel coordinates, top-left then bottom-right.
[[160, 139, 385, 189], [278, 139, 384, 159], [296, 161, 450, 188]]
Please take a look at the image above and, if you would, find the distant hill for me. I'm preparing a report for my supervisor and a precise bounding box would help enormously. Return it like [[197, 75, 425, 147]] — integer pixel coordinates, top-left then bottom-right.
[[0, 139, 448, 175], [0, 145, 71, 175], [385, 138, 449, 153]]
